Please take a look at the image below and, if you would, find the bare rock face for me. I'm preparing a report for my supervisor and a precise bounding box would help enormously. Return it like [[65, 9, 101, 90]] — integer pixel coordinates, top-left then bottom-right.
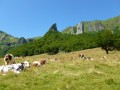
[[94, 21, 104, 31], [88, 25, 92, 32], [88, 21, 104, 32], [76, 22, 84, 34], [70, 27, 75, 35]]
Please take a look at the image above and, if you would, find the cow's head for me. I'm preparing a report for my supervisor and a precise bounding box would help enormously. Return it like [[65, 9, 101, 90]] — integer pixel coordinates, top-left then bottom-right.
[[22, 61, 30, 68]]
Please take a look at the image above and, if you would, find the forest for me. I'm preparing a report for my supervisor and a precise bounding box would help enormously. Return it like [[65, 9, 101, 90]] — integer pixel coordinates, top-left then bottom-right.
[[8, 25, 120, 57]]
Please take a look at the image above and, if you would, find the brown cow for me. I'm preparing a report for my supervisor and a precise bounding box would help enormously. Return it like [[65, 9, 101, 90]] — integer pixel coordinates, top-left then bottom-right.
[[32, 60, 47, 67], [32, 61, 41, 67], [79, 54, 85, 58], [4, 54, 16, 65], [40, 60, 47, 65]]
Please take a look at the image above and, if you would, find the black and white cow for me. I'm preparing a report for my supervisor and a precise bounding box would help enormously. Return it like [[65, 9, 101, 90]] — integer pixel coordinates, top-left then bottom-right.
[[0, 61, 30, 74]]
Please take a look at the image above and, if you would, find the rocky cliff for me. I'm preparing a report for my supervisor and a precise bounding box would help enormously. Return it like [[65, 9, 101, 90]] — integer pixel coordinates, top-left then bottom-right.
[[76, 22, 84, 34], [62, 15, 120, 34]]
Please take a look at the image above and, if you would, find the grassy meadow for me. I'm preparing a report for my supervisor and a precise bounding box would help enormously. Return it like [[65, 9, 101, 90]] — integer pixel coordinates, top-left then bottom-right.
[[0, 48, 120, 90]]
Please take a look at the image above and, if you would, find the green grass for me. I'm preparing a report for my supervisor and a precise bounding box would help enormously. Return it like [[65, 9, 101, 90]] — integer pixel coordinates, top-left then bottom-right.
[[0, 48, 120, 90]]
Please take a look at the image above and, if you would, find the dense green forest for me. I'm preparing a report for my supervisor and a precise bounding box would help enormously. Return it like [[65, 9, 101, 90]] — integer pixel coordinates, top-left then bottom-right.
[[8, 24, 120, 57], [8, 31, 97, 56]]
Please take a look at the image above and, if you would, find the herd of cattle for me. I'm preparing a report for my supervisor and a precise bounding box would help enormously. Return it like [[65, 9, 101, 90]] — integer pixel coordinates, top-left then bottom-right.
[[0, 53, 106, 75], [0, 54, 47, 75]]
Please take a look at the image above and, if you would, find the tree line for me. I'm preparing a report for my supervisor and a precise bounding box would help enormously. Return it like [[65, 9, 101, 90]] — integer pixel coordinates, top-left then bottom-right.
[[6, 26, 120, 57]]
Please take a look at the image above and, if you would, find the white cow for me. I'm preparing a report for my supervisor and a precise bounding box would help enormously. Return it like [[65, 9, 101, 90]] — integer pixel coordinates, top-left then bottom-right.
[[0, 65, 12, 73], [0, 61, 30, 74]]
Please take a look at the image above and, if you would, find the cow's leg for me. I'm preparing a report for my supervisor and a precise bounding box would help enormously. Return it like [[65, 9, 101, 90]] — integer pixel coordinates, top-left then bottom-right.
[[4, 61, 8, 65]]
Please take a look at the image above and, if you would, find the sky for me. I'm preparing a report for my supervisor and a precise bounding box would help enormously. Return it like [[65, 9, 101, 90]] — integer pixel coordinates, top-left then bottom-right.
[[0, 0, 120, 38]]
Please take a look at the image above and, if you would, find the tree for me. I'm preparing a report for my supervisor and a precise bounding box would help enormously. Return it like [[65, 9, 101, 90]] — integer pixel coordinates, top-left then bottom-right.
[[96, 30, 114, 54], [113, 26, 120, 50]]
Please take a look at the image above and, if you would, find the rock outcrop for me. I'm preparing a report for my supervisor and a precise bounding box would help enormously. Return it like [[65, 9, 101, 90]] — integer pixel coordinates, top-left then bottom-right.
[[62, 15, 120, 34], [76, 22, 84, 34], [17, 37, 27, 44], [49, 23, 58, 31]]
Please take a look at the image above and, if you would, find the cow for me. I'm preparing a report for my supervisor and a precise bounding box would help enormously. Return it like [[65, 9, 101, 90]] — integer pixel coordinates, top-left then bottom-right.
[[0, 61, 30, 74], [32, 61, 41, 67], [79, 54, 85, 58], [83, 57, 94, 61], [4, 54, 16, 65], [32, 60, 47, 67], [40, 60, 47, 65], [11, 61, 30, 72]]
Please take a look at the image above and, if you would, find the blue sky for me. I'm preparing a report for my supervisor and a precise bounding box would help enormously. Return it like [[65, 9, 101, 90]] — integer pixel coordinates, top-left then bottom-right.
[[0, 0, 120, 38]]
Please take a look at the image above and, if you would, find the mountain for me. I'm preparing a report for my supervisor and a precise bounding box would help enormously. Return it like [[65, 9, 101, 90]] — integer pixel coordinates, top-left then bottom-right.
[[0, 30, 19, 46], [62, 15, 120, 34], [48, 23, 58, 32], [43, 23, 60, 38], [0, 30, 36, 57]]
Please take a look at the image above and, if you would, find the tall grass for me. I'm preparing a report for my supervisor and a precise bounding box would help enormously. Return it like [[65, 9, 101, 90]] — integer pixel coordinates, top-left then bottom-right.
[[0, 48, 120, 90]]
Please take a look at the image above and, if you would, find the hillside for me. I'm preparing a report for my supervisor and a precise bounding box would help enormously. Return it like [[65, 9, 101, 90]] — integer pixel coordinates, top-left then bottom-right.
[[62, 15, 120, 34], [0, 30, 18, 44], [0, 48, 120, 89], [0, 30, 35, 57], [8, 17, 120, 57]]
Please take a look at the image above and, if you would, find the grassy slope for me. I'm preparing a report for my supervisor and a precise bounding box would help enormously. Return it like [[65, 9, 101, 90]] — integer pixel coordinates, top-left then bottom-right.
[[0, 48, 120, 90]]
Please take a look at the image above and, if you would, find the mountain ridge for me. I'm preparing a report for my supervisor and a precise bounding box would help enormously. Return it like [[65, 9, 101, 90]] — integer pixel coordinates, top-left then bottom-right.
[[62, 15, 120, 34]]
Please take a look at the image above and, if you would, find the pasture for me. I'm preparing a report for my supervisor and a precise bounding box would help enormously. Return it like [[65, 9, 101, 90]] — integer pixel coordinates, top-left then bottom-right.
[[0, 48, 120, 90]]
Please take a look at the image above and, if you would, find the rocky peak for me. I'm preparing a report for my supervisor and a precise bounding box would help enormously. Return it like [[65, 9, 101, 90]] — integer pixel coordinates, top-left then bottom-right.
[[48, 23, 58, 31]]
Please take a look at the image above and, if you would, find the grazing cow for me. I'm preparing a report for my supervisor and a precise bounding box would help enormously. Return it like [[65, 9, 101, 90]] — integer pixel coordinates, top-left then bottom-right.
[[83, 57, 93, 61], [40, 60, 47, 65], [79, 54, 85, 58], [79, 54, 93, 61], [32, 61, 41, 67], [32, 60, 47, 67], [4, 54, 16, 65]]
